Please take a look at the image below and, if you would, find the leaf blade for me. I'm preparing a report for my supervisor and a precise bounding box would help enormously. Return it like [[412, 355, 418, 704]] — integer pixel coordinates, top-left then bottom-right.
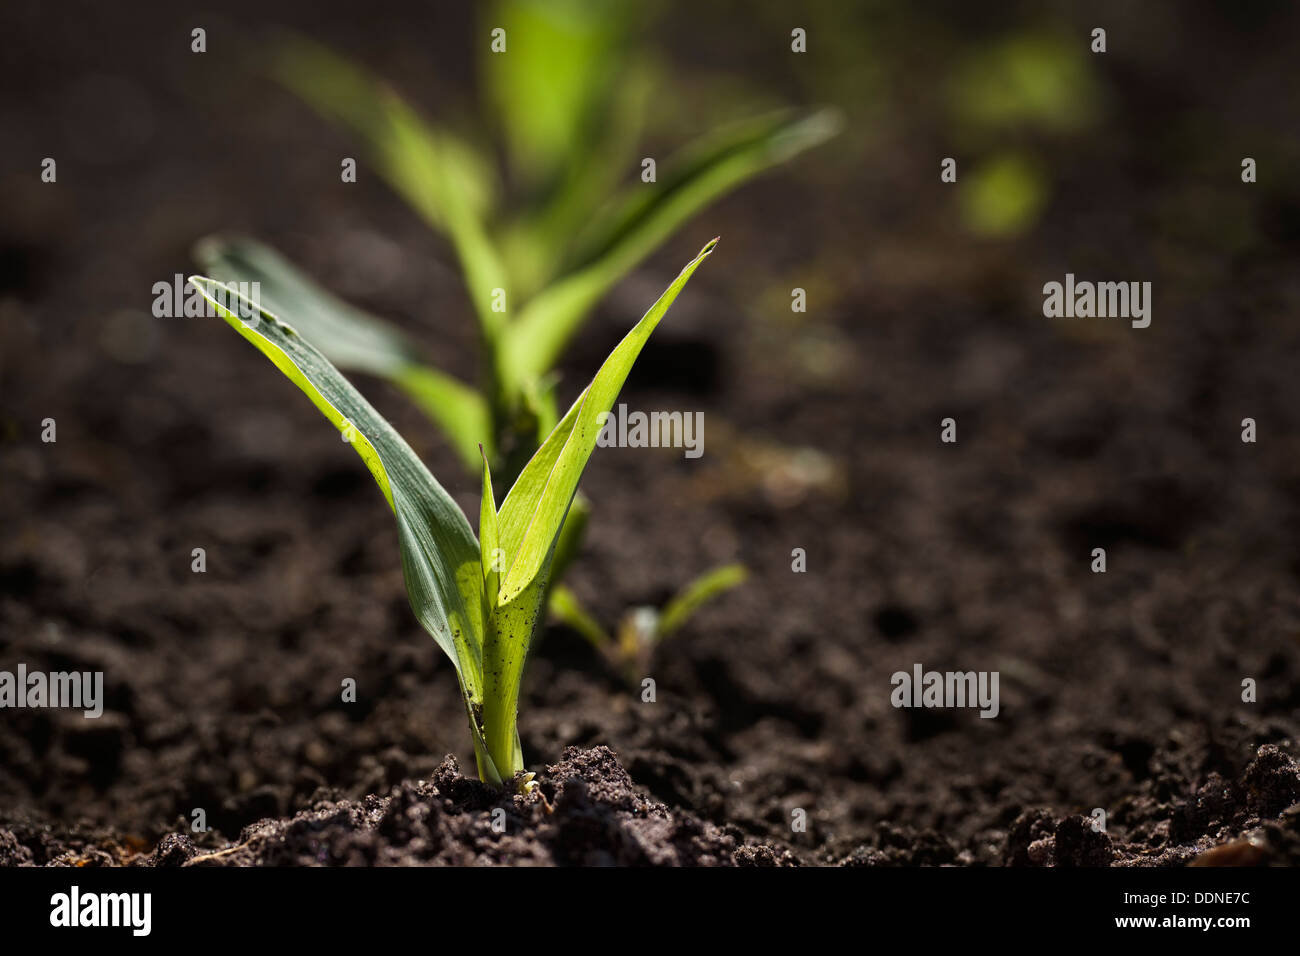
[[547, 584, 611, 650], [476, 240, 715, 776], [269, 34, 509, 335], [187, 276, 487, 704], [497, 238, 717, 603], [197, 236, 492, 470], [478, 446, 501, 606], [485, 0, 638, 186], [657, 563, 748, 638], [502, 109, 840, 384]]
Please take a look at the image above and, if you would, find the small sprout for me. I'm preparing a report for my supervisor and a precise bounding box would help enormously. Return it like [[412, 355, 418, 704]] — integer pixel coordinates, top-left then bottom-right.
[[187, 240, 717, 785], [657, 563, 749, 638], [551, 563, 748, 684]]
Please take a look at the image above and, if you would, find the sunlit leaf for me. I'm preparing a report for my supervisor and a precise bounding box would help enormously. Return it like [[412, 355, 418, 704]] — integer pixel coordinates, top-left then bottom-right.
[[186, 275, 500, 782], [476, 240, 715, 772], [498, 62, 652, 297], [496, 238, 717, 603], [479, 445, 501, 607], [197, 236, 491, 469]]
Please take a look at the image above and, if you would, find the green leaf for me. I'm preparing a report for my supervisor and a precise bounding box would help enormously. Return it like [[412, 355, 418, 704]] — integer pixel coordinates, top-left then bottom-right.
[[657, 563, 748, 638], [485, 0, 638, 187], [478, 446, 501, 607], [393, 364, 495, 472], [475, 446, 512, 779], [481, 568, 546, 778], [547, 584, 611, 650], [270, 34, 509, 335], [196, 236, 491, 470], [498, 61, 652, 298], [271, 34, 495, 220], [381, 94, 511, 336], [496, 238, 717, 603], [196, 236, 418, 377], [502, 109, 841, 385], [486, 1, 652, 299], [546, 492, 589, 591], [186, 275, 499, 781], [476, 239, 716, 775]]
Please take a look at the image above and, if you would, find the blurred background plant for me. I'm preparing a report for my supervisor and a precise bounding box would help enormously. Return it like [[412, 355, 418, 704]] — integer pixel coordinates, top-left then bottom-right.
[[551, 562, 748, 685], [197, 0, 839, 663], [948, 32, 1101, 237]]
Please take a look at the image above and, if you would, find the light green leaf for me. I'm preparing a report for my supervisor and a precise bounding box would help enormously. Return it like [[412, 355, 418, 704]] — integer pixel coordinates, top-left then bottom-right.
[[485, 0, 637, 187], [186, 275, 496, 777], [481, 569, 546, 778], [476, 239, 715, 775], [486, 0, 652, 299], [502, 109, 840, 385], [381, 94, 511, 336], [270, 33, 494, 221], [479, 446, 501, 607], [548, 584, 611, 650], [393, 364, 494, 471], [657, 563, 748, 638], [498, 61, 651, 298], [497, 238, 717, 604], [196, 236, 419, 377], [197, 236, 491, 470], [546, 491, 589, 591]]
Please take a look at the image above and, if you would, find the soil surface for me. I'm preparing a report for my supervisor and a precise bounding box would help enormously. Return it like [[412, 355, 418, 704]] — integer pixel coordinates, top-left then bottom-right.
[[3, 1, 1300, 866]]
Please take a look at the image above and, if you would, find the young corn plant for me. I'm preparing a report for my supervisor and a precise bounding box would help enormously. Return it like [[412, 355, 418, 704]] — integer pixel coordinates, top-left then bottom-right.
[[197, 17, 837, 481], [195, 5, 837, 640], [189, 239, 716, 787]]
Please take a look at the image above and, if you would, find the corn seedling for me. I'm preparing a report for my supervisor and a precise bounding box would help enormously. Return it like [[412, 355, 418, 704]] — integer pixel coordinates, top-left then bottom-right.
[[189, 240, 716, 786], [195, 4, 836, 638], [197, 7, 837, 486], [198, 12, 836, 481]]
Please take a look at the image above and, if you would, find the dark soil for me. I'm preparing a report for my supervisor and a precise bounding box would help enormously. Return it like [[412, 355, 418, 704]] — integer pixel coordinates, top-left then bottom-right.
[[3, 1, 1300, 866], [0, 746, 794, 866]]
